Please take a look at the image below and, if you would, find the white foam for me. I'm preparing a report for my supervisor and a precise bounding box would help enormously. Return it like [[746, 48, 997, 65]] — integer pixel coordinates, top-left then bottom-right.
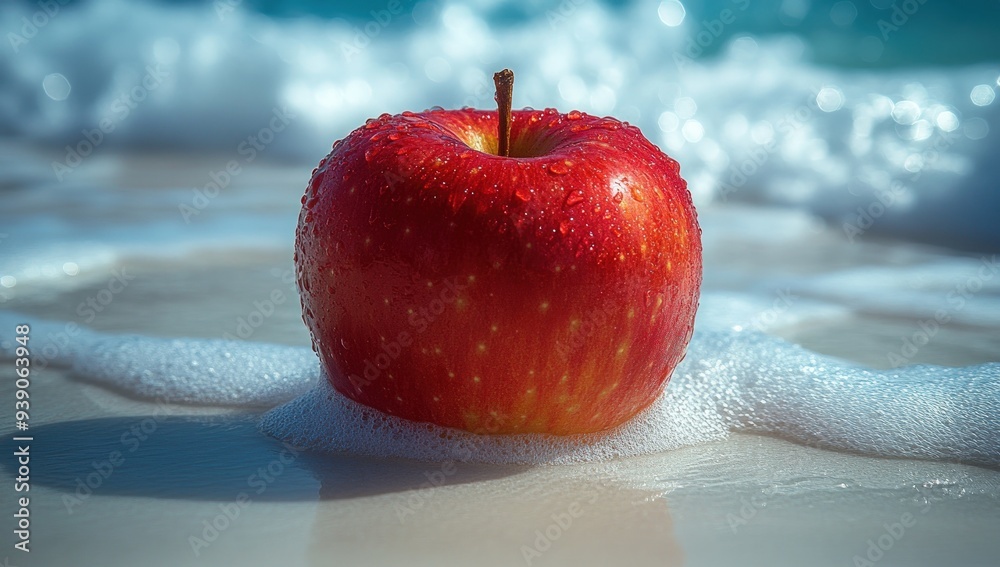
[[4, 308, 997, 466], [0, 310, 317, 407], [260, 329, 1000, 466], [258, 374, 728, 465], [74, 336, 319, 407]]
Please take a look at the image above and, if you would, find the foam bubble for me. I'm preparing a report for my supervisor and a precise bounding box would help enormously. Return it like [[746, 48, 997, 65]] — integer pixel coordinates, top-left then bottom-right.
[[0, 310, 317, 407], [258, 374, 728, 465], [260, 330, 1000, 466], [4, 309, 997, 467], [75, 336, 319, 407]]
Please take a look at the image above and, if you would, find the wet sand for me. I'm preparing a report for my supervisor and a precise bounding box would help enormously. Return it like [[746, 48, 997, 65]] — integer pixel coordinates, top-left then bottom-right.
[[2, 255, 999, 567]]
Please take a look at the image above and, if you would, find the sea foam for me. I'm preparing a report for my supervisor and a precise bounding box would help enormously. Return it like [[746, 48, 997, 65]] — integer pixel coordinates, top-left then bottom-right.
[[3, 307, 997, 466]]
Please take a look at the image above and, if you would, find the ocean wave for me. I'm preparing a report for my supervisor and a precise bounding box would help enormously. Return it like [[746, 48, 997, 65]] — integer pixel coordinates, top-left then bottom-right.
[[2, 0, 998, 251]]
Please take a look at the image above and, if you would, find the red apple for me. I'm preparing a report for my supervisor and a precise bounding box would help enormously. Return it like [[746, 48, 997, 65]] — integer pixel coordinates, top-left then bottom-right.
[[295, 71, 701, 435]]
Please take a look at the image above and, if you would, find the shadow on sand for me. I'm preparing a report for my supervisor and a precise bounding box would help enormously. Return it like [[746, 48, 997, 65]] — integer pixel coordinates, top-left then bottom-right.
[[3, 415, 527, 502]]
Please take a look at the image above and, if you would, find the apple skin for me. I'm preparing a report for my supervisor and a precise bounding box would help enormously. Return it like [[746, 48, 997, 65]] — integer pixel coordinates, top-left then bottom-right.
[[295, 108, 701, 435]]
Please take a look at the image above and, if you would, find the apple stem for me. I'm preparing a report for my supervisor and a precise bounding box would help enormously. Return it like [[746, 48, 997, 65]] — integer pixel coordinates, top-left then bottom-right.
[[493, 69, 514, 157]]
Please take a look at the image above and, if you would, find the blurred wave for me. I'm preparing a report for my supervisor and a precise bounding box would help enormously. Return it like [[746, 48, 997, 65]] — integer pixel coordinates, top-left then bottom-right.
[[1, 0, 998, 251]]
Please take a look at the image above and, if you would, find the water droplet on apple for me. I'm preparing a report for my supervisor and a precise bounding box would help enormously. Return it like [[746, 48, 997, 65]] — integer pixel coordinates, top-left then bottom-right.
[[563, 189, 585, 208], [364, 119, 379, 129], [309, 175, 323, 194], [612, 192, 625, 204], [364, 148, 376, 162], [559, 219, 571, 235], [566, 110, 582, 120], [300, 194, 308, 205], [629, 186, 645, 202], [514, 187, 532, 202], [548, 160, 572, 175], [304, 212, 314, 223], [570, 124, 591, 133], [387, 132, 402, 141], [340, 337, 350, 350]]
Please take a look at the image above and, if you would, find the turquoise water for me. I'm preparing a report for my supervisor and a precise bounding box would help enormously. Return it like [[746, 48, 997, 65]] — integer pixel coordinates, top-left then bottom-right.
[[229, 0, 1000, 67]]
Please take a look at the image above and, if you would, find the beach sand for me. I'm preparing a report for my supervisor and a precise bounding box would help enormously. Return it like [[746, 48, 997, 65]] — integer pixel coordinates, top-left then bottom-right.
[[2, 214, 998, 566]]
